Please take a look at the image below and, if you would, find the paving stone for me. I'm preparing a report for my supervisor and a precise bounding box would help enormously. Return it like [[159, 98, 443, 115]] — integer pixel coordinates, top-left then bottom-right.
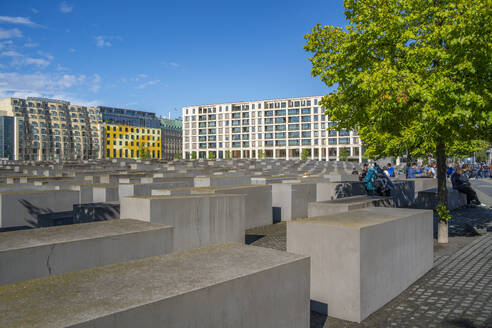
[[245, 205, 492, 328]]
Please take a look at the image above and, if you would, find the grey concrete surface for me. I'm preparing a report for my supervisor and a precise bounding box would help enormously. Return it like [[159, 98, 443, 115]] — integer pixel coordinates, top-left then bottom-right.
[[316, 181, 366, 201], [272, 182, 317, 221], [194, 175, 252, 187], [308, 195, 394, 217], [0, 243, 310, 328], [0, 190, 80, 228], [120, 194, 245, 252], [287, 207, 433, 323], [0, 219, 173, 285], [92, 184, 119, 202], [190, 184, 272, 229], [415, 188, 467, 210]]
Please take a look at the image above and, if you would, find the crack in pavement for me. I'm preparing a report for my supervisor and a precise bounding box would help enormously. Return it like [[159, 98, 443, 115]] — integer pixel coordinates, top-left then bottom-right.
[[46, 244, 55, 275]]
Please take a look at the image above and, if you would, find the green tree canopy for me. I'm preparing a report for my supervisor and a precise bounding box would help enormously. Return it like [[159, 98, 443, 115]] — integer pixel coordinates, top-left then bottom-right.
[[305, 0, 491, 159], [305, 0, 491, 243]]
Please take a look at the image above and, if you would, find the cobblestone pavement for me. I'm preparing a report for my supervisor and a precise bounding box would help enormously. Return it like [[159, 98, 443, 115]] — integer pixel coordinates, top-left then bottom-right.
[[246, 206, 492, 327]]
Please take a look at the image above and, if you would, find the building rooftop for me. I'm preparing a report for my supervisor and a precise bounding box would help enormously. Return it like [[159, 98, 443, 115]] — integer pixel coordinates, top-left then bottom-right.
[[159, 117, 182, 129]]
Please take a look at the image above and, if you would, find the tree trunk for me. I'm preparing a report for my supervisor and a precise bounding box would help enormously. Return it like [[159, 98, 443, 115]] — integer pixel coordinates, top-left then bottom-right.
[[436, 141, 448, 244], [406, 151, 410, 179]]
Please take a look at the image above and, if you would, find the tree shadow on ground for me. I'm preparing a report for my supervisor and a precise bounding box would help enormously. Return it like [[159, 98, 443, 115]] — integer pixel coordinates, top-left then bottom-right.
[[433, 207, 492, 238], [444, 318, 481, 328]]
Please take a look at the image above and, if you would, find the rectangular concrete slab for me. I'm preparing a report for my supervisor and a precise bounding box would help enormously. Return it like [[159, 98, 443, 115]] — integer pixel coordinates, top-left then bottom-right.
[[316, 181, 366, 201], [287, 207, 433, 323], [191, 184, 273, 229], [0, 190, 80, 228], [308, 195, 394, 217], [121, 194, 245, 252], [0, 243, 310, 328], [415, 188, 467, 210], [272, 183, 317, 221], [0, 219, 173, 285], [194, 175, 251, 187]]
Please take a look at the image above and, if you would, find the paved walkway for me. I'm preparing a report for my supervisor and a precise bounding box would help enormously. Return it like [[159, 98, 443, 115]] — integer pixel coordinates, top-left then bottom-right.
[[246, 205, 492, 327]]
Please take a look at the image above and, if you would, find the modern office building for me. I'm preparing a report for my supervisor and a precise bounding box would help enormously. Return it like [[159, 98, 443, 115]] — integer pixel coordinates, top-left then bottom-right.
[[182, 96, 363, 161], [100, 106, 162, 160], [0, 97, 104, 161], [104, 123, 161, 159], [98, 106, 160, 129], [159, 117, 182, 160]]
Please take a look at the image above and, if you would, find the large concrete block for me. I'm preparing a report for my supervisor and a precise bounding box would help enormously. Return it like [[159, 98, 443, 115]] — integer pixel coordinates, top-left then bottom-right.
[[192, 185, 273, 229], [308, 195, 394, 217], [391, 180, 415, 207], [0, 190, 79, 228], [0, 243, 310, 328], [151, 187, 192, 196], [251, 176, 297, 184], [65, 184, 95, 203], [316, 181, 366, 201], [121, 194, 245, 252], [194, 175, 251, 187], [412, 178, 437, 194], [93, 184, 119, 202], [0, 219, 173, 285], [118, 182, 194, 199], [287, 207, 433, 322], [73, 202, 120, 222], [272, 183, 317, 221], [415, 187, 466, 210]]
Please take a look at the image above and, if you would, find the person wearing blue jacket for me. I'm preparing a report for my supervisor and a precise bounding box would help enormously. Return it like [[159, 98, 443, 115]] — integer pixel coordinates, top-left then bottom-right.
[[386, 163, 395, 177], [407, 163, 422, 178]]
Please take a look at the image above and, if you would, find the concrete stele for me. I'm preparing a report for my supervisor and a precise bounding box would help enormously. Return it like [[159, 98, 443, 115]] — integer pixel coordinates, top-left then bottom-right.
[[0, 243, 310, 328]]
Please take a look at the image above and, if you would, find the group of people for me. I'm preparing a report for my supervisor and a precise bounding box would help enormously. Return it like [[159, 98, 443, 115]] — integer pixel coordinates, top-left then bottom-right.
[[357, 161, 488, 207], [447, 163, 491, 179], [359, 163, 394, 196], [407, 162, 437, 178]]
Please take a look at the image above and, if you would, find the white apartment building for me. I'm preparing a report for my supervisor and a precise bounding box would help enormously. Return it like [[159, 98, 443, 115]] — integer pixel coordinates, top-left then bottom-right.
[[182, 96, 363, 162]]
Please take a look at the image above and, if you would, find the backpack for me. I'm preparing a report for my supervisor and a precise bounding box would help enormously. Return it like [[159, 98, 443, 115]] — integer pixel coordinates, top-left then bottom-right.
[[372, 170, 386, 189]]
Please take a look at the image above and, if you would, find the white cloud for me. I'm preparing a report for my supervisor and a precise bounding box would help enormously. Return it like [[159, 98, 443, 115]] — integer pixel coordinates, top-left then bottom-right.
[[137, 74, 148, 79], [24, 57, 50, 67], [32, 8, 39, 14], [89, 74, 101, 92], [95, 36, 111, 48], [0, 72, 79, 94], [0, 72, 101, 106], [94, 35, 122, 48], [1, 50, 22, 57], [136, 80, 160, 89], [24, 42, 39, 48], [37, 50, 54, 60], [0, 16, 43, 28], [59, 2, 73, 14], [68, 48, 76, 53], [1, 50, 50, 67], [0, 28, 22, 39], [163, 61, 180, 68]]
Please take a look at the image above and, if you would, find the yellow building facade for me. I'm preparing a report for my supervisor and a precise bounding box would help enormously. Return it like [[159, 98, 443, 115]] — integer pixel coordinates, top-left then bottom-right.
[[105, 123, 161, 159]]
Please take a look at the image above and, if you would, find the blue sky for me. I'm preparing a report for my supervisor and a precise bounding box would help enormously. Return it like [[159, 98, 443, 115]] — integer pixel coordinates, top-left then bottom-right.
[[0, 1, 345, 118]]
